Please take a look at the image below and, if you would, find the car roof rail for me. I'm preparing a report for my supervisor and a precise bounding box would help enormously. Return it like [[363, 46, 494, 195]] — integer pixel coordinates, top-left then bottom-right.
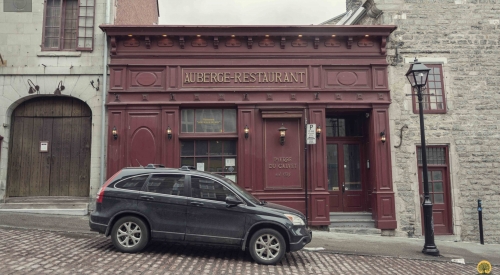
[[179, 166, 196, 171], [145, 164, 166, 169]]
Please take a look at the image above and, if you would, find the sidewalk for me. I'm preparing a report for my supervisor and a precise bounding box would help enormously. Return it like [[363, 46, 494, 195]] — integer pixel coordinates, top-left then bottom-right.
[[0, 212, 498, 266]]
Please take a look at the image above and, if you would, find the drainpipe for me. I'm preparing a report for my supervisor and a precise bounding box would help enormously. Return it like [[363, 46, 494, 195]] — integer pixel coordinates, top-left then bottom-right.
[[100, 0, 111, 187]]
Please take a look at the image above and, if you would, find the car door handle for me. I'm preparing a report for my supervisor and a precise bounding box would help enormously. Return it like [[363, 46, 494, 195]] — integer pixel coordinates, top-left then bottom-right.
[[140, 195, 154, 201], [190, 202, 204, 207]]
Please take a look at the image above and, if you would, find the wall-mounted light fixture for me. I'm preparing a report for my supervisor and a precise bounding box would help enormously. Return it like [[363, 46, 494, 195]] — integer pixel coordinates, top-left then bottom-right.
[[27, 79, 39, 94], [244, 125, 249, 139], [54, 81, 65, 95], [166, 126, 172, 140], [278, 123, 287, 146], [112, 126, 118, 140], [316, 125, 322, 138], [380, 131, 386, 143]]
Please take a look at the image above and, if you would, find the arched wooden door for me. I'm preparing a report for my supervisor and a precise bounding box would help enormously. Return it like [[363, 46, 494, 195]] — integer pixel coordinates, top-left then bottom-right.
[[7, 97, 92, 197]]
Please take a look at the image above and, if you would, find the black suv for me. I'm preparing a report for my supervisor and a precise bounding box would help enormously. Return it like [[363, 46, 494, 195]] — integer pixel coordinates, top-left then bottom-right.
[[89, 165, 312, 265]]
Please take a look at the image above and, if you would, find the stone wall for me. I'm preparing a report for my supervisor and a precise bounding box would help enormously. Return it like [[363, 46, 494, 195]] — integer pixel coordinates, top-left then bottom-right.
[[367, 0, 500, 243], [0, 0, 110, 203]]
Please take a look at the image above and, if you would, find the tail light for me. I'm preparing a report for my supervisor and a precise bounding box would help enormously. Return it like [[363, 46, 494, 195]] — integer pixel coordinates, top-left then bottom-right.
[[96, 171, 120, 203]]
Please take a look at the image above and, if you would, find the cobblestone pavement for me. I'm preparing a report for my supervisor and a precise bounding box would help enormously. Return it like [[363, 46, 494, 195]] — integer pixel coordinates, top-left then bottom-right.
[[0, 228, 479, 275]]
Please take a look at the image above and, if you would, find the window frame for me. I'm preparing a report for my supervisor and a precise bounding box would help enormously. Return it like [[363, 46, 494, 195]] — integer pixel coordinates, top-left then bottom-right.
[[412, 64, 447, 114], [189, 175, 243, 204], [41, 0, 95, 52]]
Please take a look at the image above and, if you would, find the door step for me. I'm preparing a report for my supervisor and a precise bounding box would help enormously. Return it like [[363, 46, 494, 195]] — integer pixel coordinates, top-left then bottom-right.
[[330, 212, 376, 229], [328, 227, 382, 235], [0, 197, 89, 216]]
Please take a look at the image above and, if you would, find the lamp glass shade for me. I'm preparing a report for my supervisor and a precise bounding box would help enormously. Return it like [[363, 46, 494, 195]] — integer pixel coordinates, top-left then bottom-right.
[[405, 59, 431, 87]]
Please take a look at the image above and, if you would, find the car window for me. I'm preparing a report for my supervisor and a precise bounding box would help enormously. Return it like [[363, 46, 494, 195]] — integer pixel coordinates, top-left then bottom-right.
[[190, 176, 236, 202], [115, 175, 149, 191], [145, 174, 186, 197]]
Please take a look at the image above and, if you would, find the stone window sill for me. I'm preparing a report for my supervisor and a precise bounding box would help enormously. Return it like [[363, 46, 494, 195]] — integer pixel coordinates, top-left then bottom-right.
[[37, 52, 82, 57]]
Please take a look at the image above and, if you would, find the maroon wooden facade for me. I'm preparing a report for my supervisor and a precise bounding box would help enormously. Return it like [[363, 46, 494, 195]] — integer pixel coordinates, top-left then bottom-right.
[[100, 25, 397, 229]]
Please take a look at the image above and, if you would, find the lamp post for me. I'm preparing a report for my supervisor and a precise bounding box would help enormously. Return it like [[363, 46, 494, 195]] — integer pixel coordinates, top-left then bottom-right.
[[405, 58, 440, 256]]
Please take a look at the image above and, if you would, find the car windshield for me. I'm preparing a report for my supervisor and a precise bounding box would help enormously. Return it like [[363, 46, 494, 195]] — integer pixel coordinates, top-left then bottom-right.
[[211, 174, 261, 205]]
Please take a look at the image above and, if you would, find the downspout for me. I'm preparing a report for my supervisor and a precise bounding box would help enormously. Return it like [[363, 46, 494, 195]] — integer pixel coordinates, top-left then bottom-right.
[[100, 0, 111, 187]]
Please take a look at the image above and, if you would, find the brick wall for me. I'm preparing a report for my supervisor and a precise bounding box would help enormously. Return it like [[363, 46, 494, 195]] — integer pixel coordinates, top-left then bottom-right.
[[367, 0, 500, 243], [0, 0, 110, 202]]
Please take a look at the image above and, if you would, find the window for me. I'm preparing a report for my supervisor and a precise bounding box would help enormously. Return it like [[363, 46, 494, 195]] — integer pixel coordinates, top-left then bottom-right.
[[145, 174, 186, 196], [42, 0, 95, 51], [114, 175, 149, 191], [416, 146, 448, 204], [325, 116, 363, 137], [413, 64, 446, 114], [181, 109, 236, 133], [190, 176, 236, 202], [181, 140, 237, 182]]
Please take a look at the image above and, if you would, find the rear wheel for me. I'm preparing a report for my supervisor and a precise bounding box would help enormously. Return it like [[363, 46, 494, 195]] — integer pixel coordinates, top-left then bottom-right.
[[111, 216, 149, 253], [249, 229, 286, 265]]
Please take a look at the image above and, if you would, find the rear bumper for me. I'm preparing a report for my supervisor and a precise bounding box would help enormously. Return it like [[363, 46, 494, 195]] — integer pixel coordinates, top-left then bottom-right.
[[289, 228, 312, 252], [89, 216, 107, 234]]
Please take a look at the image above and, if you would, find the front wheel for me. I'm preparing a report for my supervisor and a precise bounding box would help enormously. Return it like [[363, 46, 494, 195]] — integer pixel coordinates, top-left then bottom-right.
[[111, 216, 149, 253], [249, 229, 286, 265]]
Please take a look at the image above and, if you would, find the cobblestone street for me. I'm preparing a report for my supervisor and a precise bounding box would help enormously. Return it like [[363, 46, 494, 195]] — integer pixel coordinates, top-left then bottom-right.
[[0, 228, 479, 275]]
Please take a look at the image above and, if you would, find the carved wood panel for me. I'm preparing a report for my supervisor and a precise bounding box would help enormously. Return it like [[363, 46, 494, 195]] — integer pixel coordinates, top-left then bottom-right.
[[128, 67, 166, 90], [324, 68, 371, 89]]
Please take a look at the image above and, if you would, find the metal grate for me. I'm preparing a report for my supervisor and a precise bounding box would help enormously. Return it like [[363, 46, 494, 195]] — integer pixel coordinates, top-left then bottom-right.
[[417, 147, 446, 165]]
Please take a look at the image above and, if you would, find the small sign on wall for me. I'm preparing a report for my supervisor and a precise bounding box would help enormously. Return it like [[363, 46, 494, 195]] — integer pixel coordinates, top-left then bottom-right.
[[4, 0, 33, 12], [40, 141, 49, 152]]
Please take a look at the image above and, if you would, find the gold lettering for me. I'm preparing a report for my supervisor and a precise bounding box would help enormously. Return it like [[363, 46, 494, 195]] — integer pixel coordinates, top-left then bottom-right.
[[203, 73, 210, 83], [276, 72, 282, 83], [250, 72, 257, 82], [262, 72, 269, 83], [211, 73, 217, 83], [224, 72, 231, 83], [258, 72, 263, 83], [184, 73, 191, 83], [243, 72, 250, 83], [235, 72, 242, 83], [197, 73, 204, 83], [284, 72, 290, 83], [298, 72, 305, 83], [290, 72, 298, 83], [268, 72, 275, 83], [217, 73, 224, 83]]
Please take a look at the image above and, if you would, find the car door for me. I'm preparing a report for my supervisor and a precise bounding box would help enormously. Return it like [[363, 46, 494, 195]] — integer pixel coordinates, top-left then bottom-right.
[[185, 175, 247, 245], [137, 173, 188, 241]]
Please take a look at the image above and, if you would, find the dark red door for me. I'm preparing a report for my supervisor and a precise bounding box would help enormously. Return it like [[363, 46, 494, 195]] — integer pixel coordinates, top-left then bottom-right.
[[327, 141, 365, 212], [417, 146, 452, 235]]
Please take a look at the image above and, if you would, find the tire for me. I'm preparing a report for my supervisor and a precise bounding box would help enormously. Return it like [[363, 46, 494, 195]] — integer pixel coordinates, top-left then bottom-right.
[[249, 229, 286, 265], [111, 216, 149, 253]]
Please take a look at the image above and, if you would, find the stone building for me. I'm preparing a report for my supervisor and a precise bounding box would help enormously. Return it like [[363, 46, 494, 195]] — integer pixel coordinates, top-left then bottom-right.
[[324, 0, 500, 243], [0, 0, 157, 213]]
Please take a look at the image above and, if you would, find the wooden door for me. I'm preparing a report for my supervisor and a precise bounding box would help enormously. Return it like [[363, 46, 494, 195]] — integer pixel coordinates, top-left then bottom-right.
[[7, 97, 91, 197], [127, 111, 161, 167], [327, 141, 365, 212], [417, 146, 452, 235]]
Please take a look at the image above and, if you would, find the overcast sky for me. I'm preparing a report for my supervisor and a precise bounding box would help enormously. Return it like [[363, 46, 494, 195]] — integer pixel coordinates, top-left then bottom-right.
[[158, 0, 346, 25]]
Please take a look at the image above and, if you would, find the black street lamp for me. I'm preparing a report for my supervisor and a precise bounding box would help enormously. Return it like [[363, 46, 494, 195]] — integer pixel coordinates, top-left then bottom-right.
[[405, 58, 440, 256]]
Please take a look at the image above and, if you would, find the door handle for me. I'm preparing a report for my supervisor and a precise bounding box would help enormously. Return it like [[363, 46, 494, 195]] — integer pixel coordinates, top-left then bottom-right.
[[342, 182, 345, 193], [140, 195, 154, 201], [190, 202, 204, 207]]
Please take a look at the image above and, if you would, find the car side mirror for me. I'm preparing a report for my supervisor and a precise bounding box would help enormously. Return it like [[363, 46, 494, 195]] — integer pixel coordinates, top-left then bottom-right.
[[225, 195, 243, 207]]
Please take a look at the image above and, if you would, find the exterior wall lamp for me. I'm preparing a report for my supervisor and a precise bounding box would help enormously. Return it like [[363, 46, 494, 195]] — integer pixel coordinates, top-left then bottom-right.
[[316, 125, 322, 138], [167, 126, 172, 140], [278, 123, 287, 146], [27, 79, 39, 94], [380, 131, 386, 143], [112, 126, 118, 140], [405, 58, 439, 256], [54, 81, 65, 95], [244, 125, 249, 139]]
